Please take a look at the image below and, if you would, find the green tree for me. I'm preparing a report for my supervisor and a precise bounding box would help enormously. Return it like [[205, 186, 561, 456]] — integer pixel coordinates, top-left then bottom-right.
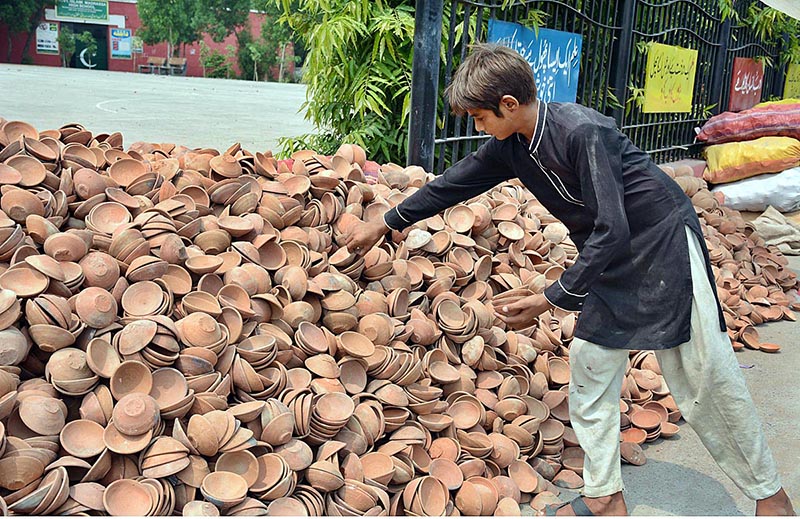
[[239, 1, 294, 82], [137, 0, 199, 57], [75, 30, 97, 67], [56, 25, 75, 67], [718, 0, 800, 65], [275, 0, 416, 163], [199, 41, 236, 78], [0, 0, 53, 62], [193, 0, 251, 43]]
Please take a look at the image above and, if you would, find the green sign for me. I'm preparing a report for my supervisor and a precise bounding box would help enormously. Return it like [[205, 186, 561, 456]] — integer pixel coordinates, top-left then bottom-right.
[[56, 0, 109, 21]]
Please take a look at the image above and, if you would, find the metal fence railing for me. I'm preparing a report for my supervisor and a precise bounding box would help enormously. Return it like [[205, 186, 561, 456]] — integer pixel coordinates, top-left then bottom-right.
[[407, 0, 786, 171]]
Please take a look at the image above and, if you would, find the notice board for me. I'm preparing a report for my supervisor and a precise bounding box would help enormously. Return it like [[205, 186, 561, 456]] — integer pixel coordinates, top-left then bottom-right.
[[728, 57, 764, 111], [56, 0, 109, 21], [488, 19, 583, 104], [643, 43, 698, 113]]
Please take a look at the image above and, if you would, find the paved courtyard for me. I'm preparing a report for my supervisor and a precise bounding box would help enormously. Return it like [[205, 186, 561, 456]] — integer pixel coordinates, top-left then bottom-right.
[[0, 64, 315, 154], [0, 64, 798, 516]]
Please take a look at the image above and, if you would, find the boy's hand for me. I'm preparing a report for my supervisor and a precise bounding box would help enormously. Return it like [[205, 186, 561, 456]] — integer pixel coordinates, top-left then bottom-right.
[[343, 218, 390, 256], [495, 294, 554, 330]]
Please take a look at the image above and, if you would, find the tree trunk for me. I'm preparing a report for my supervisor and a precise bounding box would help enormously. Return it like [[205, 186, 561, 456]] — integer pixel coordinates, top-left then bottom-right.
[[6, 32, 12, 62], [20, 11, 42, 63]]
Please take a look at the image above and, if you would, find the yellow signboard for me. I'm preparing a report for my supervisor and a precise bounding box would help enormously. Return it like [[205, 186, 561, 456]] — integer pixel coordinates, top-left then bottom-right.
[[643, 43, 698, 113], [785, 63, 800, 99]]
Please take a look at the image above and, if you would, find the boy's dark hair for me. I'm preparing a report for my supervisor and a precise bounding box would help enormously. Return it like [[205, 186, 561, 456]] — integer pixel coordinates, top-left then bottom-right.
[[445, 43, 537, 117]]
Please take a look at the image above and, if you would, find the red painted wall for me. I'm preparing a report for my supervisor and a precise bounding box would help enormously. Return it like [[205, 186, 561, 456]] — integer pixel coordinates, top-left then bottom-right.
[[0, 2, 294, 80]]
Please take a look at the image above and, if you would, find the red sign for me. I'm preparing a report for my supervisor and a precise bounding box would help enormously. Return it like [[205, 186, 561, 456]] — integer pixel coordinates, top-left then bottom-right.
[[728, 57, 765, 112]]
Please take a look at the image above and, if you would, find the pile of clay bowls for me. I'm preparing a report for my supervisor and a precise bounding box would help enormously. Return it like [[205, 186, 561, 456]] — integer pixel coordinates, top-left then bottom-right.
[[670, 169, 798, 352], [0, 117, 795, 517]]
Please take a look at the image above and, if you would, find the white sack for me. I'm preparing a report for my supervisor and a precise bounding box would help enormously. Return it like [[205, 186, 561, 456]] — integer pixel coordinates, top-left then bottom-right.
[[711, 167, 800, 212]]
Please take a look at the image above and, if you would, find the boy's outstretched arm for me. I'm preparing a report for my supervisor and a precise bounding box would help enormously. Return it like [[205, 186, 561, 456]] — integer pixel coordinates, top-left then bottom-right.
[[346, 138, 514, 254]]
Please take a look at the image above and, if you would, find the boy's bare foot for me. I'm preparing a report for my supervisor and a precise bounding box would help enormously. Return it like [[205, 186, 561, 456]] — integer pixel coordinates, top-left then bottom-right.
[[541, 492, 628, 516], [756, 488, 795, 516]]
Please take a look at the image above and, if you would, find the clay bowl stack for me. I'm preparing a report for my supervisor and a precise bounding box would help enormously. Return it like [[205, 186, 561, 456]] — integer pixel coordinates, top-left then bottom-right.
[[0, 117, 796, 517], [671, 168, 799, 352]]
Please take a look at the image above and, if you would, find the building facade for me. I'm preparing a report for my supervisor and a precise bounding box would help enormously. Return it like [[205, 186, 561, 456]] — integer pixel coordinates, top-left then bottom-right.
[[0, 0, 294, 79]]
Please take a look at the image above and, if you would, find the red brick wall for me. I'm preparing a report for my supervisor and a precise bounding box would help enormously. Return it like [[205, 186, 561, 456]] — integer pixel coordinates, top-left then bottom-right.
[[0, 2, 294, 80]]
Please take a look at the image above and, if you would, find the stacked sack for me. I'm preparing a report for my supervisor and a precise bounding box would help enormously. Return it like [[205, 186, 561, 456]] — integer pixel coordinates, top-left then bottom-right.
[[697, 99, 800, 212]]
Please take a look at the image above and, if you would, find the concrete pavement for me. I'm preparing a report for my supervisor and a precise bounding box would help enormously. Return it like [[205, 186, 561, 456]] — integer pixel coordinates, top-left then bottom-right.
[[0, 64, 315, 154]]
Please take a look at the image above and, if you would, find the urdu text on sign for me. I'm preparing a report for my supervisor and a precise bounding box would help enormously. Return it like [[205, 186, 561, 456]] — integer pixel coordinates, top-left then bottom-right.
[[488, 20, 583, 104], [643, 43, 698, 113], [785, 64, 800, 99], [728, 57, 764, 111]]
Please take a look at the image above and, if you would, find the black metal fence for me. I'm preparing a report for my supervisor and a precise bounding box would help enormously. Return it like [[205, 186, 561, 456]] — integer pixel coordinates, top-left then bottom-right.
[[407, 0, 787, 173]]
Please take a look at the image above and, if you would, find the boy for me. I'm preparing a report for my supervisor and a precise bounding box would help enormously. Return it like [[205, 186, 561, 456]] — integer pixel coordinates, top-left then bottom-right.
[[344, 44, 795, 516]]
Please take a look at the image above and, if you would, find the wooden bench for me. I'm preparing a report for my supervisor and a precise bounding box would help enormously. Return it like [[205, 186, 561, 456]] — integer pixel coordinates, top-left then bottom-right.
[[138, 56, 166, 74], [166, 57, 187, 76]]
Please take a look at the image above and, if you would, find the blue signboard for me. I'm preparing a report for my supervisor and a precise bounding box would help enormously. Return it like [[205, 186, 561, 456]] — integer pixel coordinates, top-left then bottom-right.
[[488, 19, 583, 104], [110, 28, 132, 59]]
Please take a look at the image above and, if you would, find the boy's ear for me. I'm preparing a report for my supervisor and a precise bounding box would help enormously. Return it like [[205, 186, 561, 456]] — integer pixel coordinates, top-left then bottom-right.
[[500, 95, 520, 111]]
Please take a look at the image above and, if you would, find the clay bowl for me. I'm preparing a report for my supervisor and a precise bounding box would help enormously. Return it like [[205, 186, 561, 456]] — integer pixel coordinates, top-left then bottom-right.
[[659, 421, 681, 438], [18, 395, 66, 435], [446, 399, 482, 430], [408, 476, 449, 516], [59, 419, 105, 458], [177, 312, 224, 348], [215, 450, 259, 488], [121, 281, 166, 317], [87, 202, 131, 235], [620, 441, 646, 466], [429, 458, 464, 491], [108, 158, 147, 187], [184, 501, 220, 516], [547, 357, 570, 386], [313, 391, 355, 424], [150, 367, 189, 409], [359, 451, 395, 486], [508, 460, 539, 493], [74, 287, 118, 329], [112, 393, 160, 436], [127, 255, 169, 283], [0, 266, 49, 298], [629, 409, 661, 431], [201, 471, 249, 509], [181, 291, 222, 317], [0, 163, 22, 185], [305, 354, 340, 379], [620, 427, 647, 445], [110, 360, 153, 399], [43, 232, 89, 262], [1, 189, 46, 223], [5, 155, 46, 187], [0, 455, 46, 492], [103, 479, 153, 516], [428, 361, 461, 384], [117, 319, 158, 356], [85, 338, 122, 378]]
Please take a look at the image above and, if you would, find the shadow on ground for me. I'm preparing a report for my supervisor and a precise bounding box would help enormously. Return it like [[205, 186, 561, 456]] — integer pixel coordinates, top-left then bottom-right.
[[623, 456, 745, 516]]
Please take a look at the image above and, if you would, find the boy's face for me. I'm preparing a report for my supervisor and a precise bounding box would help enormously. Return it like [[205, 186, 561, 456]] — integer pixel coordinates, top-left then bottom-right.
[[467, 96, 522, 140], [467, 108, 517, 140]]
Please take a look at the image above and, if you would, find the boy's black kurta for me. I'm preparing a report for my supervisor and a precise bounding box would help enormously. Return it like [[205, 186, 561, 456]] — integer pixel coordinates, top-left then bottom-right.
[[384, 101, 726, 350]]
